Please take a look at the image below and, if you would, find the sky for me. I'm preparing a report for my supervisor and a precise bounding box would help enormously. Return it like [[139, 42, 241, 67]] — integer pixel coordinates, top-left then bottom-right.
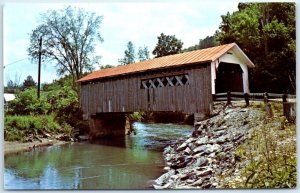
[[2, 0, 240, 86]]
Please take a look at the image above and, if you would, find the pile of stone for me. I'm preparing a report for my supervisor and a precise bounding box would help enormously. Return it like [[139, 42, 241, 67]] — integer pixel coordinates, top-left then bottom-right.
[[153, 106, 263, 189]]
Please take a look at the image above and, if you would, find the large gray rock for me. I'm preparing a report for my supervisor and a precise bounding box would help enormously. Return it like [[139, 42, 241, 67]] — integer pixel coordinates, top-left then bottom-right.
[[154, 170, 175, 185], [192, 178, 204, 186], [195, 168, 213, 177], [193, 145, 207, 154], [176, 142, 188, 151], [195, 136, 209, 145], [193, 157, 208, 167], [203, 144, 222, 154], [215, 135, 228, 144], [184, 147, 192, 155]]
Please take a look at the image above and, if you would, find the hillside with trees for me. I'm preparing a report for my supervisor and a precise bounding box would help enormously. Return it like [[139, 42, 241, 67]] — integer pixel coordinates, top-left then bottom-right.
[[215, 2, 295, 93]]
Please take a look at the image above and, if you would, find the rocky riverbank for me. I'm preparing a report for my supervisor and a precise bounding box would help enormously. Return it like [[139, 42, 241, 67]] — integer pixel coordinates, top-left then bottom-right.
[[153, 103, 265, 189]]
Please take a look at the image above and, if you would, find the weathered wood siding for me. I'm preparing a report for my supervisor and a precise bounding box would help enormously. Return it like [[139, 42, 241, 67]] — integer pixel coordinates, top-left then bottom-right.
[[80, 63, 212, 116]]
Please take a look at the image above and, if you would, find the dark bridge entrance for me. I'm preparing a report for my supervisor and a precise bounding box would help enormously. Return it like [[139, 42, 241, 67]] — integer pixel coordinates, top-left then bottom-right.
[[216, 62, 243, 93]]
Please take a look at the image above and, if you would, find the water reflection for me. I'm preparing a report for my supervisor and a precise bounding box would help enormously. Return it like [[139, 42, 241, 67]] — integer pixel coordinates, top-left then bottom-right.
[[4, 122, 192, 189]]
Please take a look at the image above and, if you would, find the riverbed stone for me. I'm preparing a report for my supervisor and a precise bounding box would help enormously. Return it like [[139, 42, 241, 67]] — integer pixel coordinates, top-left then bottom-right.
[[184, 147, 192, 155], [193, 145, 207, 154], [193, 157, 208, 167], [185, 137, 196, 144], [196, 168, 213, 177], [155, 104, 265, 189], [195, 136, 208, 145], [176, 142, 188, 151], [164, 146, 172, 154], [192, 178, 204, 186], [155, 170, 175, 185], [215, 135, 228, 144]]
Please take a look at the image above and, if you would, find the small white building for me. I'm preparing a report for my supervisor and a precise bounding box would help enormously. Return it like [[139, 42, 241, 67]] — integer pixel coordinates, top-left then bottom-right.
[[4, 93, 16, 110]]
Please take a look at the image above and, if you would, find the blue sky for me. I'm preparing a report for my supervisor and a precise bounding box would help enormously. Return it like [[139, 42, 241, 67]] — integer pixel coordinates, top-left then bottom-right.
[[2, 0, 240, 86]]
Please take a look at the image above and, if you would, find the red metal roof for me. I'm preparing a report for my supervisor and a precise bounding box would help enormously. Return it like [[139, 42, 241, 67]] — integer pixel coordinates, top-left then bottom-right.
[[78, 43, 250, 82]]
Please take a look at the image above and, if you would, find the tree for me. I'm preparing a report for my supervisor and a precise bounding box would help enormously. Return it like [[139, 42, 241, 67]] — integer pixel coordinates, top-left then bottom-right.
[[216, 2, 295, 93], [5, 72, 22, 93], [22, 75, 37, 89], [137, 46, 150, 61], [28, 6, 103, 87], [7, 80, 14, 89], [118, 41, 136, 65], [198, 36, 219, 49], [152, 33, 183, 58], [182, 35, 219, 52], [99, 64, 114, 69]]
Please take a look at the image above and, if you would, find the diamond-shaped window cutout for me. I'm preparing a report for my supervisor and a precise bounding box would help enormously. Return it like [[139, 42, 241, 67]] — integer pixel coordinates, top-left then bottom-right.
[[162, 78, 168, 86], [146, 81, 151, 88], [171, 76, 177, 85], [153, 79, 160, 87], [182, 75, 188, 85]]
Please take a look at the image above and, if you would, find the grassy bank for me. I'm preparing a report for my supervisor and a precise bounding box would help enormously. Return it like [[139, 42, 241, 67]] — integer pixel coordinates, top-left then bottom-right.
[[4, 114, 72, 142], [218, 102, 296, 188]]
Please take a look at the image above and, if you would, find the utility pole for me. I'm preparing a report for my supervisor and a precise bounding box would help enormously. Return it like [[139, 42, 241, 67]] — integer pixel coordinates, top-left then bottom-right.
[[37, 37, 42, 99]]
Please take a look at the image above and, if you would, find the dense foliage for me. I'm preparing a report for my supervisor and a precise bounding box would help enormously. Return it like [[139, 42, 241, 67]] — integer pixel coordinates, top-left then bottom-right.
[[216, 2, 295, 93], [5, 75, 87, 142], [7, 88, 50, 115], [152, 33, 183, 58], [22, 75, 37, 89], [182, 36, 219, 52]]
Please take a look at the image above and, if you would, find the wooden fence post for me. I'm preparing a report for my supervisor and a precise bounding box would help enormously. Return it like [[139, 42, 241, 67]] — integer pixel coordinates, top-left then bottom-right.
[[263, 92, 269, 103], [264, 92, 273, 118], [225, 91, 232, 107], [244, 93, 249, 106], [282, 94, 287, 103]]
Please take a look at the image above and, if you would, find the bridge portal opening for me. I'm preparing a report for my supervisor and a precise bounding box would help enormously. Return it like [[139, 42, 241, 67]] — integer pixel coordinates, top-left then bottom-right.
[[215, 62, 243, 93]]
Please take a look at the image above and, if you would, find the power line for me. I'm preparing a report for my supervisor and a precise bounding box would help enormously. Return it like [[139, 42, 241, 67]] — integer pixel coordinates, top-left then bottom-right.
[[4, 58, 28, 68]]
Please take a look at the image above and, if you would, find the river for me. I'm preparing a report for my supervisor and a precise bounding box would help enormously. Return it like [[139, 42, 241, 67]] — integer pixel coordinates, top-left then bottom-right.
[[4, 122, 193, 190]]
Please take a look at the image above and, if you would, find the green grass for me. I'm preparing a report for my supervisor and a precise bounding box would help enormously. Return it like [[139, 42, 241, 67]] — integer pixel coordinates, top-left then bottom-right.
[[4, 114, 61, 142]]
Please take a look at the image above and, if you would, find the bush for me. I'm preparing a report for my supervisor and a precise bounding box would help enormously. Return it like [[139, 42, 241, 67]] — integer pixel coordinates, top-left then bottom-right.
[[7, 88, 50, 115], [129, 112, 146, 122], [45, 86, 88, 130], [5, 75, 89, 138]]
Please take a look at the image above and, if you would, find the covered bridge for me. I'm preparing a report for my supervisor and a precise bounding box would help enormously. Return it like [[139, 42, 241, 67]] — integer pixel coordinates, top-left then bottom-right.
[[78, 43, 254, 137]]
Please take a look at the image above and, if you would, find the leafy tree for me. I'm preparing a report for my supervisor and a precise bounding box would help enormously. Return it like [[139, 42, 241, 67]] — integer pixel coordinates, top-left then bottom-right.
[[137, 46, 150, 61], [216, 2, 295, 93], [99, 64, 114, 69], [118, 41, 136, 65], [7, 80, 14, 88], [28, 6, 103, 87], [198, 36, 219, 49], [182, 35, 219, 52], [22, 75, 37, 89], [152, 33, 183, 58]]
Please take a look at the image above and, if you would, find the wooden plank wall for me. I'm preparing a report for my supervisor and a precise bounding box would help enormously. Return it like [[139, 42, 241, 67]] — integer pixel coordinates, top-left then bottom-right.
[[80, 63, 212, 116]]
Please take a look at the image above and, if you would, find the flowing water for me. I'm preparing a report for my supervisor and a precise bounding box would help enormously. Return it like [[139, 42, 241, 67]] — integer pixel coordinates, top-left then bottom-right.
[[4, 122, 193, 190]]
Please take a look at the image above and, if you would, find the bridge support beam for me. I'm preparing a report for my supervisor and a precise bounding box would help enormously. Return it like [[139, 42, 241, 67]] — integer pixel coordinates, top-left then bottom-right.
[[88, 113, 127, 139]]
